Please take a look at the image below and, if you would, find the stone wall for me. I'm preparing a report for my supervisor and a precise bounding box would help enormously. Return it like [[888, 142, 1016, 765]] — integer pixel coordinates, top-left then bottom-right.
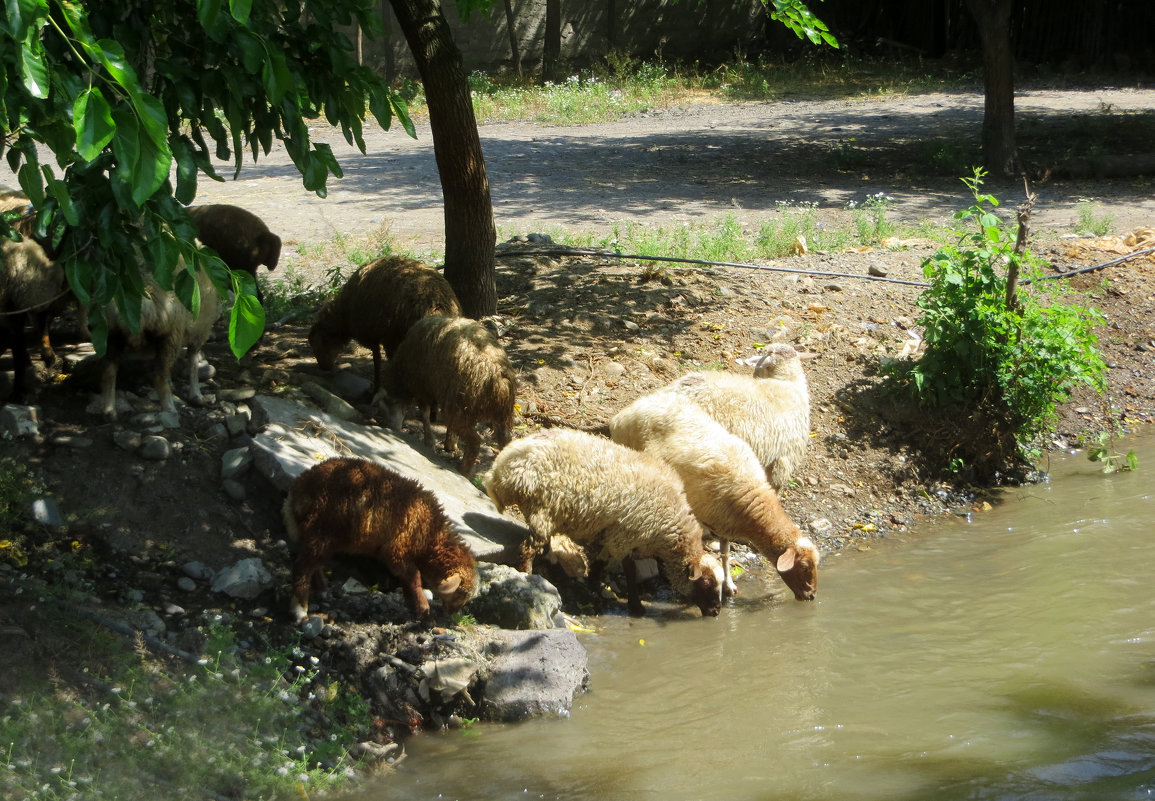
[[364, 0, 770, 79]]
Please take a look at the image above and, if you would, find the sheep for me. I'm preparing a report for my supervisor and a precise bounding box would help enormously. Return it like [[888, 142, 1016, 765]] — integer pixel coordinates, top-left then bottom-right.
[[0, 212, 69, 403], [485, 428, 725, 618], [609, 391, 819, 601], [308, 255, 461, 393], [282, 456, 477, 623], [99, 262, 221, 420], [374, 314, 516, 479], [663, 343, 811, 491], [185, 204, 282, 303]]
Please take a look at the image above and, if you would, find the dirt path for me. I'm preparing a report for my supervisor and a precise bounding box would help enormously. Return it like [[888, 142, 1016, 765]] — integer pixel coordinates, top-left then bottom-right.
[[191, 88, 1155, 261]]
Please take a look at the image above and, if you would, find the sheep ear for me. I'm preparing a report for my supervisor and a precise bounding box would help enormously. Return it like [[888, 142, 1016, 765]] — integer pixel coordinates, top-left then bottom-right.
[[437, 575, 463, 595], [689, 562, 704, 581], [776, 547, 797, 573]]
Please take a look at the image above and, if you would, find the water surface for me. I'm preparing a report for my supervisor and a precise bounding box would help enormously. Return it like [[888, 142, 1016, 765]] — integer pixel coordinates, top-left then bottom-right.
[[357, 437, 1155, 801]]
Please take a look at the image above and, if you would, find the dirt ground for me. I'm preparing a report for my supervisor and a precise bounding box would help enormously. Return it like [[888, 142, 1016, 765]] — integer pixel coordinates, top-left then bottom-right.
[[2, 87, 1154, 737]]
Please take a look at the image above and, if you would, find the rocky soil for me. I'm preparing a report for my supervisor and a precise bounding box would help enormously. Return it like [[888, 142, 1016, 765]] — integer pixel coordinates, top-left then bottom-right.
[[2, 88, 1154, 771]]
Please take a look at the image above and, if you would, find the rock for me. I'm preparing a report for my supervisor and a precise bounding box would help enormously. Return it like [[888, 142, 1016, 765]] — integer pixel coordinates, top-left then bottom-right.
[[139, 435, 172, 460], [28, 498, 64, 528], [0, 404, 40, 438], [328, 370, 373, 402], [157, 411, 182, 429], [467, 562, 564, 630], [177, 577, 197, 592], [182, 561, 214, 581], [809, 518, 834, 534], [418, 657, 480, 702], [221, 446, 253, 480], [51, 434, 95, 449], [224, 413, 249, 438], [868, 264, 889, 277], [86, 394, 133, 418], [211, 558, 274, 599], [299, 615, 325, 640], [221, 478, 247, 501], [113, 430, 143, 452], [301, 381, 362, 422], [479, 628, 589, 722]]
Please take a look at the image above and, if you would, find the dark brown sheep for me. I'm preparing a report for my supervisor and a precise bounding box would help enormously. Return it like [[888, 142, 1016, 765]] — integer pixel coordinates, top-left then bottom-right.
[[186, 204, 281, 302], [307, 256, 461, 393], [282, 457, 478, 623]]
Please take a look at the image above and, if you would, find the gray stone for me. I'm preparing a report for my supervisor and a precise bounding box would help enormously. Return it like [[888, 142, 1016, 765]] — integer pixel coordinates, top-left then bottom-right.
[[248, 395, 528, 562], [113, 430, 143, 452], [176, 577, 197, 592], [301, 381, 362, 422], [221, 478, 247, 501], [211, 558, 273, 599], [182, 561, 214, 580], [218, 387, 257, 403], [28, 498, 64, 528], [221, 446, 253, 480], [0, 404, 40, 438], [158, 411, 182, 429], [139, 435, 171, 461], [479, 628, 589, 722], [329, 370, 373, 402], [300, 615, 325, 639], [51, 434, 95, 449], [467, 562, 563, 630], [224, 413, 249, 438]]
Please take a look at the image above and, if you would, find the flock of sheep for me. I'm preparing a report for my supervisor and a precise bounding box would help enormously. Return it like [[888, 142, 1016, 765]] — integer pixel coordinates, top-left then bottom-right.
[[0, 193, 819, 624]]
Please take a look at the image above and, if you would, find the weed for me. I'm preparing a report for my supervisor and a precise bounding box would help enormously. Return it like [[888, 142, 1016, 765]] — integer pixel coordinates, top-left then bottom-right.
[[883, 169, 1106, 459], [1088, 431, 1139, 473], [1074, 200, 1115, 237]]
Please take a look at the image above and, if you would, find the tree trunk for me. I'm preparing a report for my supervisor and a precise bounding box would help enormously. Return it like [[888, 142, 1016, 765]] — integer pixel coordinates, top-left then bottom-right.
[[542, 0, 562, 83], [965, 0, 1018, 177], [502, 0, 522, 77], [389, 0, 497, 318]]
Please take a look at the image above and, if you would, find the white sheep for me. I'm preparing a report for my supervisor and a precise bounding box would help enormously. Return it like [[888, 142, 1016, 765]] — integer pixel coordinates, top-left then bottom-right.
[[99, 263, 221, 420], [374, 314, 516, 479], [610, 390, 819, 601], [485, 428, 725, 617], [663, 343, 811, 491]]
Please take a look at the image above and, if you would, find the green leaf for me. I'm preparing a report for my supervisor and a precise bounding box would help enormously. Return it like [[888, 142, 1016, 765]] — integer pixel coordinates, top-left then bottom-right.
[[228, 273, 265, 358], [74, 87, 116, 161], [16, 158, 44, 207], [93, 39, 142, 96], [228, 0, 252, 24], [20, 27, 50, 98], [197, 0, 223, 29], [42, 171, 78, 227], [171, 137, 199, 205]]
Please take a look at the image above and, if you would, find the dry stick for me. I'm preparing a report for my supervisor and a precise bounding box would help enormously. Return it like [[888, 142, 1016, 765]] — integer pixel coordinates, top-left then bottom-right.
[[1006, 179, 1036, 314]]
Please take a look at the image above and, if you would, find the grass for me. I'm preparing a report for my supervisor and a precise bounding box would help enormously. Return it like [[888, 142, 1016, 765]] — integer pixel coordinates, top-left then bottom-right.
[[403, 52, 973, 127], [546, 196, 917, 265], [1074, 200, 1115, 237]]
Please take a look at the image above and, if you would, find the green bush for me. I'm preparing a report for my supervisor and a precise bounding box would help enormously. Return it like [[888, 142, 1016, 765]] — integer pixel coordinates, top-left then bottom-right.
[[884, 169, 1106, 455]]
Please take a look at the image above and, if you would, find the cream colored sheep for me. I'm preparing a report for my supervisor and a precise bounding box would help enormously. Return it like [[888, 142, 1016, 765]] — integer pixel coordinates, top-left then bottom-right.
[[374, 314, 516, 479], [610, 390, 819, 601], [664, 343, 811, 490], [485, 428, 725, 617], [100, 263, 221, 420]]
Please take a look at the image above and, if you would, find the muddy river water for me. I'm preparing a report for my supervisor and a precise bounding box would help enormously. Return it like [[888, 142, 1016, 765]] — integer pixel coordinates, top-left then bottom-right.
[[354, 436, 1155, 801]]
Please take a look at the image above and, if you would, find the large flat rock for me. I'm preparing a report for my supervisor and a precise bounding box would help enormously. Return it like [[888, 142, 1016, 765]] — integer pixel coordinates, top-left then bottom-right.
[[249, 394, 526, 562]]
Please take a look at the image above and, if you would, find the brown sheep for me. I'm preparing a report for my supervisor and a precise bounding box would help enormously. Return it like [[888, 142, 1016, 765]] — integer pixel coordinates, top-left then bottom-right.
[[282, 457, 478, 623], [374, 314, 516, 479], [1, 211, 70, 403], [186, 204, 281, 303], [308, 256, 461, 393]]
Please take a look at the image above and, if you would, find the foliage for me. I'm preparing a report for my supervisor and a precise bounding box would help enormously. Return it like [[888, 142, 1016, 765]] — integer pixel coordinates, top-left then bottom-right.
[[1074, 200, 1115, 237], [1088, 431, 1138, 473], [883, 169, 1107, 451], [0, 1, 413, 358], [762, 0, 839, 48], [0, 616, 369, 799]]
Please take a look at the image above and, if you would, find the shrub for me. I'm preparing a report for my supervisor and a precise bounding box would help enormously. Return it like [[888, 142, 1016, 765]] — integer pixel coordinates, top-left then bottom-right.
[[884, 170, 1106, 463]]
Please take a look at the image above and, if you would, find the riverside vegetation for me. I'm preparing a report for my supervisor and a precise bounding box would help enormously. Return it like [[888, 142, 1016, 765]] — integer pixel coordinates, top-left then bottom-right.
[[2, 60, 1153, 800]]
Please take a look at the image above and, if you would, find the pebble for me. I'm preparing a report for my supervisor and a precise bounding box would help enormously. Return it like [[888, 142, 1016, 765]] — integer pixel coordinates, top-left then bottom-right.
[[177, 577, 197, 592], [113, 430, 143, 452], [182, 561, 214, 580], [29, 498, 64, 527], [140, 435, 172, 460], [221, 479, 247, 501], [300, 616, 325, 639]]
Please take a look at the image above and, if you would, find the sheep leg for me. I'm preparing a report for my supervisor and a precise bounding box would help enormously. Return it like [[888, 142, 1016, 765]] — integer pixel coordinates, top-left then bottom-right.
[[621, 556, 647, 617], [519, 508, 555, 573], [152, 332, 181, 414], [420, 405, 435, 446], [35, 309, 58, 369], [185, 346, 206, 406], [3, 313, 32, 403], [290, 550, 326, 623], [456, 426, 482, 480], [100, 349, 122, 420], [720, 538, 737, 597], [399, 563, 432, 621], [371, 345, 383, 395]]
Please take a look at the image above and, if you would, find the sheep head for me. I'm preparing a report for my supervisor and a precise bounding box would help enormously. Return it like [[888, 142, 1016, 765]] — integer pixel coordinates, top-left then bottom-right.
[[426, 540, 478, 615], [686, 552, 725, 617], [255, 231, 282, 271], [307, 316, 345, 371], [776, 536, 820, 601]]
